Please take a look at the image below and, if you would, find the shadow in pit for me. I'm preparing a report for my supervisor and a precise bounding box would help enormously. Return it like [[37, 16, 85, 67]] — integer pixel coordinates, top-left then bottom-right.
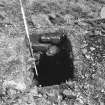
[[35, 35, 74, 86]]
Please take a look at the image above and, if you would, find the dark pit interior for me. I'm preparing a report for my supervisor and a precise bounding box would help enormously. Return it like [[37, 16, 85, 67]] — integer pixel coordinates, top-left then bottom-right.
[[34, 36, 74, 86]]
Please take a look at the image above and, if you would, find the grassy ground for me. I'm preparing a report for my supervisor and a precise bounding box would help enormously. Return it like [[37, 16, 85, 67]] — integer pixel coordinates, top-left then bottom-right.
[[0, 0, 105, 105]]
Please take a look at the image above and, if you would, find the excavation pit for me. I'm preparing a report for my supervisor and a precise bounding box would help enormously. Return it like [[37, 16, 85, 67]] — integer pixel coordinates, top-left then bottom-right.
[[34, 36, 74, 86]]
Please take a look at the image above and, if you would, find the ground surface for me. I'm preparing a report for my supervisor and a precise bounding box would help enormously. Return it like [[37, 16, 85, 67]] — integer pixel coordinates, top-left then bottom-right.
[[0, 0, 105, 105]]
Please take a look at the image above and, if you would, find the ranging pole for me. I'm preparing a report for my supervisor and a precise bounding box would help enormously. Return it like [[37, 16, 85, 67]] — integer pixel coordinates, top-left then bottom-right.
[[19, 0, 38, 76]]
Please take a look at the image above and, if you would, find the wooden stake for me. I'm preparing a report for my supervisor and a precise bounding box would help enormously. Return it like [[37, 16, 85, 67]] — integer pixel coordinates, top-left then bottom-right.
[[19, 0, 38, 76]]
